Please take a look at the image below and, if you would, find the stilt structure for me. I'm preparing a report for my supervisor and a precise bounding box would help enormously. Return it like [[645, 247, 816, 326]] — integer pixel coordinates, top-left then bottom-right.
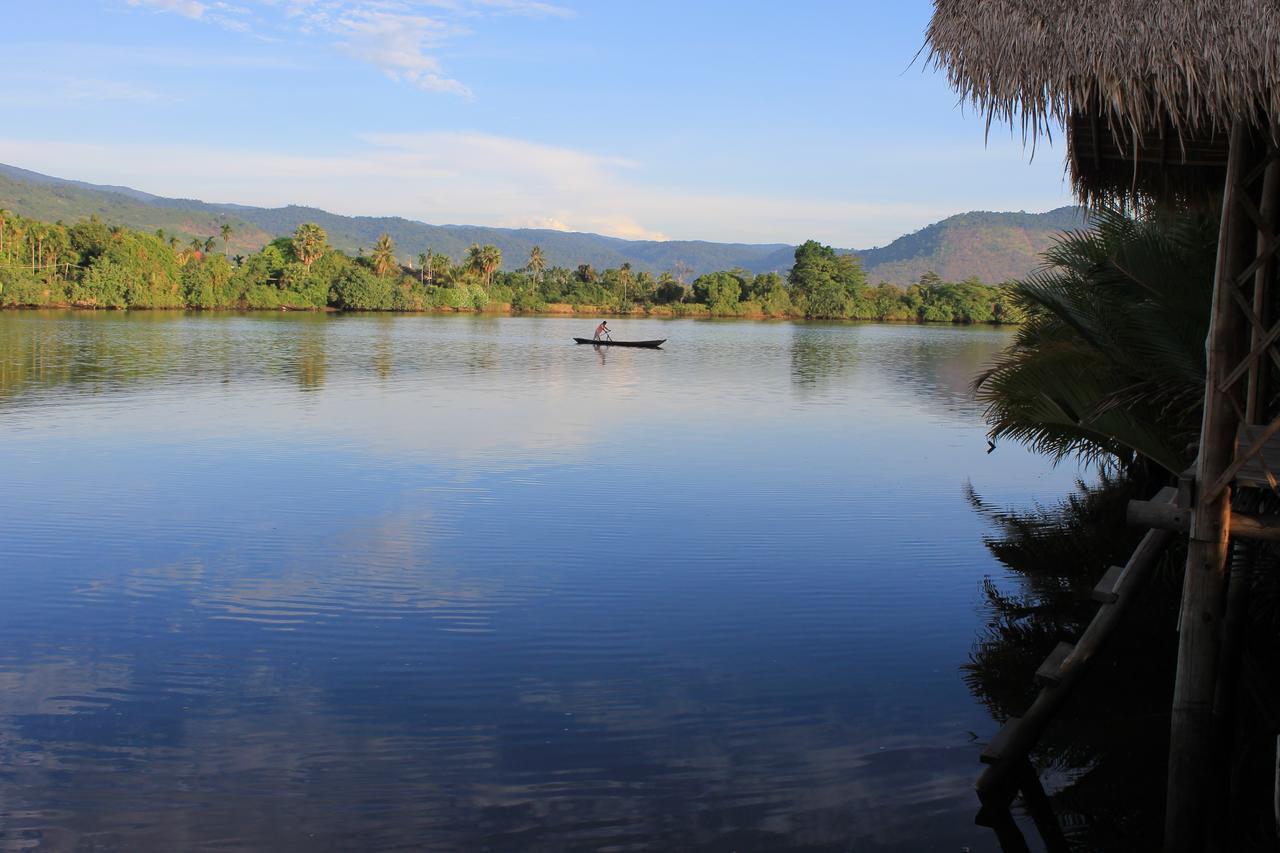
[[926, 3, 1280, 850]]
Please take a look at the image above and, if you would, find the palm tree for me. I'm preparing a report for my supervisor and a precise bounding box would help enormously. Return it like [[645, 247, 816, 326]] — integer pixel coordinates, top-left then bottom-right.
[[291, 223, 328, 269], [417, 252, 428, 284], [0, 209, 10, 260], [479, 244, 502, 292], [974, 206, 1218, 475], [465, 243, 484, 282], [204, 236, 217, 254], [430, 251, 451, 284], [220, 223, 233, 255], [31, 224, 45, 272], [526, 245, 546, 284], [371, 233, 397, 277], [619, 261, 633, 305], [9, 220, 26, 267]]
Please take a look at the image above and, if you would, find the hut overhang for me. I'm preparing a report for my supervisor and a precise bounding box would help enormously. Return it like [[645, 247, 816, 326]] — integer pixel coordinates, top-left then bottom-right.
[[926, 0, 1280, 204]]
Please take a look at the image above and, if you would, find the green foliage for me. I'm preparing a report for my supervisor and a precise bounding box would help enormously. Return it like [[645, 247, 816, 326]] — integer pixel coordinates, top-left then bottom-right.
[[371, 233, 398, 277], [71, 257, 131, 307], [692, 270, 746, 315], [0, 209, 1038, 327], [291, 223, 329, 268], [181, 254, 234, 308], [330, 266, 394, 310], [654, 276, 687, 304], [787, 240, 866, 318], [0, 267, 63, 306], [975, 206, 1218, 474], [427, 283, 487, 310]]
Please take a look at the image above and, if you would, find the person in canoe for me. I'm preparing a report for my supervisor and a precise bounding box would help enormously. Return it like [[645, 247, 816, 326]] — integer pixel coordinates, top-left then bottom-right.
[[593, 320, 610, 341]]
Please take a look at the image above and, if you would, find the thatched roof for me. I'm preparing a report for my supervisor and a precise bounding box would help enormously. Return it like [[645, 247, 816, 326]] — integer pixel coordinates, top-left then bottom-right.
[[926, 0, 1280, 203]]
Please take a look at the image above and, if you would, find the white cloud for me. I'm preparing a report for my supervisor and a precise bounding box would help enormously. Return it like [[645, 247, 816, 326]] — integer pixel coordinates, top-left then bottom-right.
[[128, 0, 208, 18], [473, 0, 574, 17], [334, 9, 471, 96], [0, 133, 1027, 247], [120, 1, 575, 97], [500, 217, 572, 232]]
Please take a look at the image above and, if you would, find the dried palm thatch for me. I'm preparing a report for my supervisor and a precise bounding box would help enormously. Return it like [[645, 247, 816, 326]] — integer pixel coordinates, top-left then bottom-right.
[[926, 0, 1280, 204]]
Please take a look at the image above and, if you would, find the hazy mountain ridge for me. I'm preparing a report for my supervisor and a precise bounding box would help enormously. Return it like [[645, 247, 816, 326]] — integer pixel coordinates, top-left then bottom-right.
[[0, 163, 1084, 282]]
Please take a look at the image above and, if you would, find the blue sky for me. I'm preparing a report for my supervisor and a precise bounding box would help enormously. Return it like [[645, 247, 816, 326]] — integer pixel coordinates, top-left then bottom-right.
[[0, 1, 1071, 247]]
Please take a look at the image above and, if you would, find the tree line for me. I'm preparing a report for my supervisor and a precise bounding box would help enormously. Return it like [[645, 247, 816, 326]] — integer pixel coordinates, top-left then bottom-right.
[[0, 211, 1023, 323]]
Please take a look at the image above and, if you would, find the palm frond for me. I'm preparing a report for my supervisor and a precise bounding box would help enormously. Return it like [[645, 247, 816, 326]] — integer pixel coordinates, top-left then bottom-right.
[[975, 204, 1217, 474]]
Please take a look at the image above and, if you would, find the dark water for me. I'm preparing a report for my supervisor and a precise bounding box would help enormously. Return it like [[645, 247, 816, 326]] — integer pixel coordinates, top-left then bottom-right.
[[0, 312, 1080, 851]]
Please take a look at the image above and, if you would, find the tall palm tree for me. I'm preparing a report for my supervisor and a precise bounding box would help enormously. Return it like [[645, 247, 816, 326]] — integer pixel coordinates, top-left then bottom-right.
[[371, 233, 397, 277], [204, 236, 217, 254], [526, 245, 546, 284], [974, 206, 1218, 475], [220, 223, 233, 255], [32, 224, 45, 272], [619, 261, 633, 305], [9, 220, 26, 267], [465, 243, 484, 282], [479, 244, 502, 292], [417, 252, 428, 284]]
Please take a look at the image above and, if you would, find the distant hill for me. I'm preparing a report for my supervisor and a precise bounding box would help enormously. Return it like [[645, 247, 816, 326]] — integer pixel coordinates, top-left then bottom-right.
[[0, 163, 1085, 282], [855, 208, 1090, 284]]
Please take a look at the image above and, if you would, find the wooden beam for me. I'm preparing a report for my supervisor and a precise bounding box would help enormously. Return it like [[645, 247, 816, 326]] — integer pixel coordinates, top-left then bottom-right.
[[1165, 120, 1255, 853], [1127, 497, 1191, 532], [1249, 149, 1280, 422], [980, 715, 1023, 766], [1091, 565, 1125, 603], [1034, 641, 1076, 687], [1127, 498, 1280, 542], [978, 513, 1175, 796]]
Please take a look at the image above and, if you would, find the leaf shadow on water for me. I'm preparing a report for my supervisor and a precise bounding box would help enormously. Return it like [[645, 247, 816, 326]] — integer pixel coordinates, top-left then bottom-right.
[[964, 475, 1185, 851]]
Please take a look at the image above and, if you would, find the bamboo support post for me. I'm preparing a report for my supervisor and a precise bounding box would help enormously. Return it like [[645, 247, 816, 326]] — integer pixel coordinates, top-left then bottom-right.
[[1165, 121, 1254, 853]]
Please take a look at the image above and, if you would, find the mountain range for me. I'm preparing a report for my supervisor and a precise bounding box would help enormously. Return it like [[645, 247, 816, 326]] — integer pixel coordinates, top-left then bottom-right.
[[0, 163, 1086, 284]]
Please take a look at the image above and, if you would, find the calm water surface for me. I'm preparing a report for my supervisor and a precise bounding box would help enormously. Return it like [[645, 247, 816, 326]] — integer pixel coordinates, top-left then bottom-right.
[[0, 312, 1081, 851]]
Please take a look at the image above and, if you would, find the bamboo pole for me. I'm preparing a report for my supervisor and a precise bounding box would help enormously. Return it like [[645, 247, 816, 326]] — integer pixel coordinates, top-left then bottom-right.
[[1127, 499, 1280, 541], [1245, 146, 1280, 422], [979, 492, 1176, 798], [1165, 121, 1254, 853]]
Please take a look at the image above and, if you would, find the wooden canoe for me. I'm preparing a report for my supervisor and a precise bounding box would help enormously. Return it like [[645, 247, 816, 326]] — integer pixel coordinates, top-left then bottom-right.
[[573, 338, 666, 348]]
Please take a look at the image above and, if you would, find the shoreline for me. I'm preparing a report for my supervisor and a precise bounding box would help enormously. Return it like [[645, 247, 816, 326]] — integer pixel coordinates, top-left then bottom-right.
[[1, 301, 1018, 327]]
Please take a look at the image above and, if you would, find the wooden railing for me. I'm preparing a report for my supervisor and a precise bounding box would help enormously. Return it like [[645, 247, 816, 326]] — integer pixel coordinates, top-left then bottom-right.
[[974, 485, 1180, 850]]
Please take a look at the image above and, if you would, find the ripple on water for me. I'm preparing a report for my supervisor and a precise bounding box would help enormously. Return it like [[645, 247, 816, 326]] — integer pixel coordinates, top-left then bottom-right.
[[0, 312, 1080, 851]]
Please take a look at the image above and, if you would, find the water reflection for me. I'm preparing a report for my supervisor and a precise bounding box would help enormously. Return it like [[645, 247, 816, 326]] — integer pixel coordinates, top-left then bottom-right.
[[789, 322, 1012, 416], [966, 477, 1181, 850], [3, 313, 1012, 416], [0, 311, 1083, 850]]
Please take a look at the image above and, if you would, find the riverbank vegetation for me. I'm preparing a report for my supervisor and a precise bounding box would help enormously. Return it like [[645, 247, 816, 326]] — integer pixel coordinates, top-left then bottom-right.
[[0, 211, 1024, 324]]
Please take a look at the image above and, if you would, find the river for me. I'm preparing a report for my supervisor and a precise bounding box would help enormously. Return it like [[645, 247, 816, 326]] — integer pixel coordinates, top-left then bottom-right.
[[0, 311, 1082, 851]]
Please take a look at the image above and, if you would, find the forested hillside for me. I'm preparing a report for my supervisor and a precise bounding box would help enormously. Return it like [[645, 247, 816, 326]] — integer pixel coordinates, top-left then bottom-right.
[[0, 163, 1084, 282]]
